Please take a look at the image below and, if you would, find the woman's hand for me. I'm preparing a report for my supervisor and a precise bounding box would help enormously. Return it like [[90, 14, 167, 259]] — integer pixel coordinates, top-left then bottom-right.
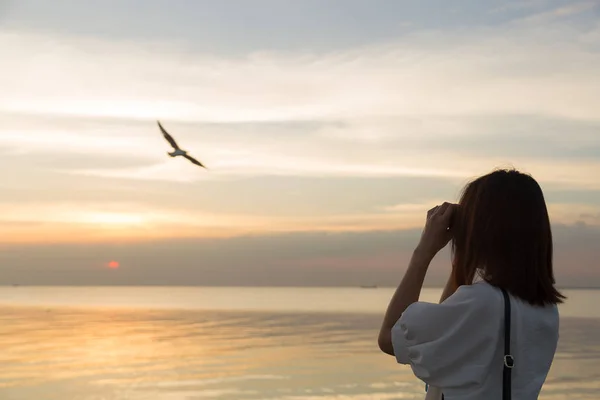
[[416, 202, 458, 259], [378, 202, 459, 357], [379, 203, 457, 355]]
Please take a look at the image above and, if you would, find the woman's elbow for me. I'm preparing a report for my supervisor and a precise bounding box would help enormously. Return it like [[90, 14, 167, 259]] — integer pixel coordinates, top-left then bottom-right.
[[378, 330, 395, 356]]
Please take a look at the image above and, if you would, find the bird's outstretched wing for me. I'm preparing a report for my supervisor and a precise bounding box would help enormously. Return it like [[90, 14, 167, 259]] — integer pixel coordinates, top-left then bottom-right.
[[184, 154, 207, 169], [157, 121, 180, 150]]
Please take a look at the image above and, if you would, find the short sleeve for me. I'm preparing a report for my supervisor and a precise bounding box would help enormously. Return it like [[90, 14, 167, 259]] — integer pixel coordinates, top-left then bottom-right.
[[391, 284, 502, 389]]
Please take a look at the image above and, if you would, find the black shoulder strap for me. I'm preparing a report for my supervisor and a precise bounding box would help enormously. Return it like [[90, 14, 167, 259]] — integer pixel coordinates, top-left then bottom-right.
[[501, 288, 514, 400]]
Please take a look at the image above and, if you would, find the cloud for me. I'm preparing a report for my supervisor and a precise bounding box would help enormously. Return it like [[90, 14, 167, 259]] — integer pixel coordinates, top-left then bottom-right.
[[550, 204, 600, 226], [1, 18, 600, 123], [0, 6, 599, 258], [489, 0, 552, 14], [2, 111, 599, 191], [515, 1, 600, 24], [1, 17, 599, 186], [1, 223, 598, 287], [381, 203, 438, 213], [2, 174, 597, 245], [0, 199, 431, 244]]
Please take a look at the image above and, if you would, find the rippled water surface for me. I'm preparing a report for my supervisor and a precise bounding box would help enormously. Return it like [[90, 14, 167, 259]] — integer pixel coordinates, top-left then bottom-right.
[[1, 287, 598, 400]]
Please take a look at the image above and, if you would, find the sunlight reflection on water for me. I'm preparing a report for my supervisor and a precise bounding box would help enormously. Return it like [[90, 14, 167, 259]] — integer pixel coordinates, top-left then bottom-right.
[[0, 287, 598, 399]]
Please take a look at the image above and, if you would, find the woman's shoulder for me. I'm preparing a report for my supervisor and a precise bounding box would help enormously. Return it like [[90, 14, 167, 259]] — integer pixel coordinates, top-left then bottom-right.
[[393, 281, 508, 379], [446, 280, 503, 310], [401, 281, 503, 327], [456, 280, 497, 296], [452, 281, 559, 320]]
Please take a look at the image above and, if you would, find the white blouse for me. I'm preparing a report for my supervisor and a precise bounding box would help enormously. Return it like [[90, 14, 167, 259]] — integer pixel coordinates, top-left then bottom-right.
[[391, 281, 559, 400]]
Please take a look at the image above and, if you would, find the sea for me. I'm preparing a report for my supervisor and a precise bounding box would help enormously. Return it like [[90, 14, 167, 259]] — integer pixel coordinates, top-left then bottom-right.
[[0, 286, 598, 400]]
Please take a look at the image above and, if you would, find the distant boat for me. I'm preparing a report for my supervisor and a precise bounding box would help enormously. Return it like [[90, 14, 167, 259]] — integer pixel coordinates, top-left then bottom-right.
[[360, 285, 377, 289]]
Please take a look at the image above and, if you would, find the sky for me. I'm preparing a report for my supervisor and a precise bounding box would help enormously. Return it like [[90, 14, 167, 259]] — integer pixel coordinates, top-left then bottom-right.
[[0, 0, 599, 287]]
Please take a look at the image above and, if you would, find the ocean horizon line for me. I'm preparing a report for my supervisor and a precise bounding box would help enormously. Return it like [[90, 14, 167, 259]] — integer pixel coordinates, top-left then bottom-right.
[[2, 284, 598, 289]]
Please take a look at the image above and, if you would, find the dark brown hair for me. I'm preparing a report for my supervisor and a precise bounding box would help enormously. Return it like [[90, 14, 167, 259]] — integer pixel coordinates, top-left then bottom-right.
[[451, 168, 565, 306]]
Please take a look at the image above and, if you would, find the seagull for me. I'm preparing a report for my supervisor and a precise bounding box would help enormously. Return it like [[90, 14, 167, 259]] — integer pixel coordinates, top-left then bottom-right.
[[157, 121, 207, 169]]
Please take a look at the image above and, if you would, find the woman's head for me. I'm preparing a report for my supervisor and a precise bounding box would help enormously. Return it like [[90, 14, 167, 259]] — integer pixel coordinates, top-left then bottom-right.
[[451, 168, 565, 306]]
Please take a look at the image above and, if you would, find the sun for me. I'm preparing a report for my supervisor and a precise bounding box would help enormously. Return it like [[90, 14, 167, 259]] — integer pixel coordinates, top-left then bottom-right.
[[107, 261, 120, 269]]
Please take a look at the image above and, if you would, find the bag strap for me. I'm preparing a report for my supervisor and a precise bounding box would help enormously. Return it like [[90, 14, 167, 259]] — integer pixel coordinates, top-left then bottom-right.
[[501, 288, 514, 400]]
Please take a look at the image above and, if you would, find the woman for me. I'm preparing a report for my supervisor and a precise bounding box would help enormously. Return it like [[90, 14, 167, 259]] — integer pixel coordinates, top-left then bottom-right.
[[378, 169, 564, 399]]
